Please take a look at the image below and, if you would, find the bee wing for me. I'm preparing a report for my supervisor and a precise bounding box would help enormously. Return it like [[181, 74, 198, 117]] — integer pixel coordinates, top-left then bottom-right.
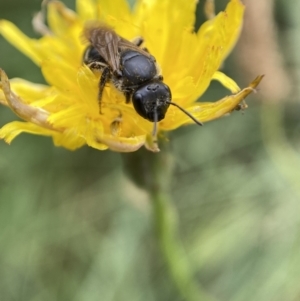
[[84, 24, 154, 70], [118, 38, 153, 59], [84, 25, 121, 73]]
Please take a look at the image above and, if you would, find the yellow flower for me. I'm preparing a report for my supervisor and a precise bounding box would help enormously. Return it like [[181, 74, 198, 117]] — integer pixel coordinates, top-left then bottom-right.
[[0, 0, 263, 152]]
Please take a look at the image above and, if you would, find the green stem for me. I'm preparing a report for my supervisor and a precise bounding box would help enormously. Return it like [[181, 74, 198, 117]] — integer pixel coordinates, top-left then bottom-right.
[[122, 144, 214, 301]]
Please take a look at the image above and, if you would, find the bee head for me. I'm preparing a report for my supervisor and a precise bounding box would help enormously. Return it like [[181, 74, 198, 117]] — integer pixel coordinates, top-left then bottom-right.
[[132, 81, 171, 122]]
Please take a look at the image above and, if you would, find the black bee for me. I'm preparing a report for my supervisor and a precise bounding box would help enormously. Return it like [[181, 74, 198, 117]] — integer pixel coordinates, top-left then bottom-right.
[[83, 24, 202, 134]]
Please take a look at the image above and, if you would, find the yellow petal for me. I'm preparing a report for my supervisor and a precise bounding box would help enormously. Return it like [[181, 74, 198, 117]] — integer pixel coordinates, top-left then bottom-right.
[[0, 121, 56, 144], [95, 0, 132, 37], [47, 1, 78, 37], [76, 0, 97, 20], [41, 57, 79, 92], [52, 128, 86, 150], [95, 134, 146, 152], [47, 104, 91, 129], [0, 20, 42, 65], [134, 0, 198, 65], [185, 0, 244, 100], [221, 0, 245, 59], [197, 0, 244, 62], [9, 78, 51, 102], [76, 65, 101, 113], [96, 0, 131, 21], [212, 71, 241, 93]]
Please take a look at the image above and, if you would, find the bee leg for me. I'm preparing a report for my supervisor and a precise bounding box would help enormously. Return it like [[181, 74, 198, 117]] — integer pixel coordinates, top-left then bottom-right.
[[98, 67, 111, 114], [131, 36, 144, 47], [154, 74, 163, 81], [131, 36, 149, 53], [88, 61, 106, 70], [124, 92, 131, 104], [141, 47, 149, 53]]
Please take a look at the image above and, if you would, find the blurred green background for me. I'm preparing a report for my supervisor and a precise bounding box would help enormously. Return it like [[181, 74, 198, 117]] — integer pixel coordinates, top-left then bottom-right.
[[1, 0, 300, 300]]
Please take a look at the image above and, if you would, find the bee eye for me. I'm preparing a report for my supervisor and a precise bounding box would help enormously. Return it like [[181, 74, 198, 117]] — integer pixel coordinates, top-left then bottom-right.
[[132, 93, 142, 103], [132, 92, 147, 119]]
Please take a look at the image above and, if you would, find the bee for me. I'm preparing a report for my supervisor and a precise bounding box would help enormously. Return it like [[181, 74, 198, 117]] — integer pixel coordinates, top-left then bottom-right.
[[83, 24, 202, 135]]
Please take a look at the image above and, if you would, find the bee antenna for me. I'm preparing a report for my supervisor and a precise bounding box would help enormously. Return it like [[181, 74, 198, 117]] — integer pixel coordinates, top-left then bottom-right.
[[152, 104, 158, 139], [167, 101, 203, 126]]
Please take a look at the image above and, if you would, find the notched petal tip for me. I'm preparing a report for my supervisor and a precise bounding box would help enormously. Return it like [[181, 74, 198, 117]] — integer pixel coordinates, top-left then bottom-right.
[[248, 74, 265, 90], [229, 75, 264, 106], [32, 11, 53, 36], [180, 75, 264, 125], [211, 74, 264, 120]]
